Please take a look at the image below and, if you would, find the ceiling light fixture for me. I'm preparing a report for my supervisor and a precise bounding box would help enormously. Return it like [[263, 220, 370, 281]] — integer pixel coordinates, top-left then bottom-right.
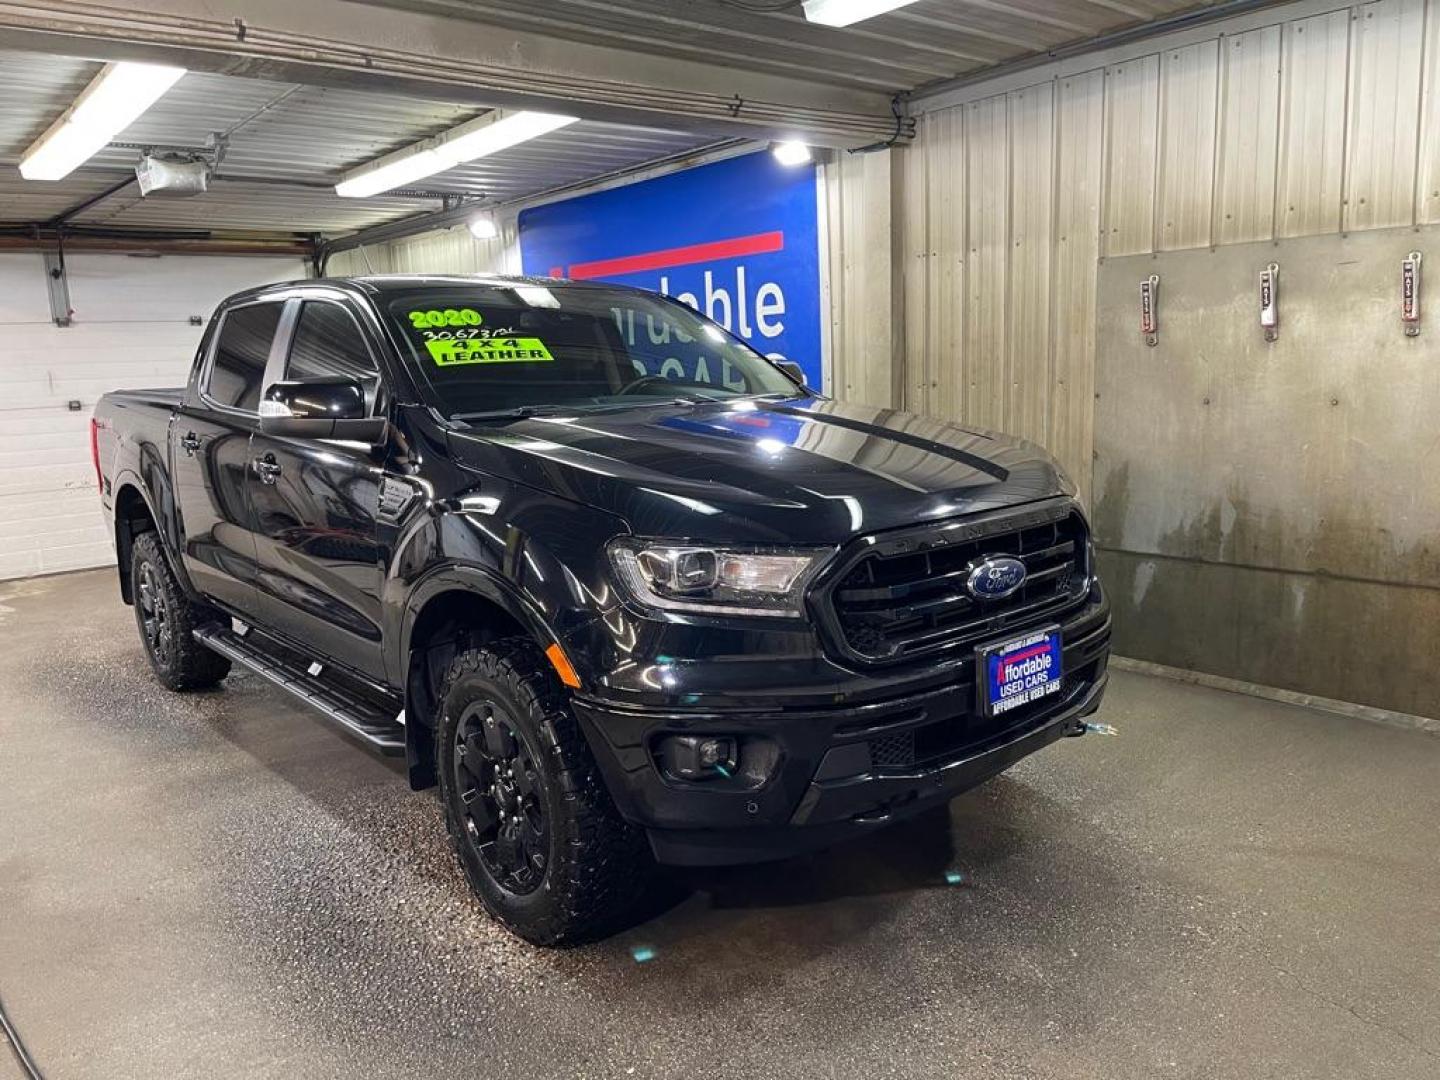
[[801, 0, 921, 28], [467, 212, 499, 239], [771, 141, 813, 167], [336, 110, 579, 198], [19, 61, 187, 181]]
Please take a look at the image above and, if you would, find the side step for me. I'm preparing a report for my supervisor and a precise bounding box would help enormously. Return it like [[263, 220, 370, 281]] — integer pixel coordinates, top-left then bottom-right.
[[194, 623, 405, 754]]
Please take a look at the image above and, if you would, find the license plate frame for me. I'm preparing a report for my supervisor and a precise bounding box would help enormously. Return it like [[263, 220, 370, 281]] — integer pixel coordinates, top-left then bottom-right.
[[976, 625, 1064, 718]]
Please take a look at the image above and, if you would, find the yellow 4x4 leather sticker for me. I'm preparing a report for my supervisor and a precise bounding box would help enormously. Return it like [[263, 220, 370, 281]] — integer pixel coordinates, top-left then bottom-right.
[[426, 337, 555, 366]]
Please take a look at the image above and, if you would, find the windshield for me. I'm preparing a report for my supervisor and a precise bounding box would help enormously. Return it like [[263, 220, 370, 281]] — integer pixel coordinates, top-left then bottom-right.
[[382, 285, 807, 419]]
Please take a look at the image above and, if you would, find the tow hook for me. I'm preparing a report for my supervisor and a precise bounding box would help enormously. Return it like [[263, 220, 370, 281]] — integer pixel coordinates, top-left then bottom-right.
[[1066, 719, 1119, 737]]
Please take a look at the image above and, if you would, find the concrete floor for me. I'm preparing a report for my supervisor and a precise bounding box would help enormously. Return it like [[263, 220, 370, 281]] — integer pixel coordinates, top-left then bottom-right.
[[2, 569, 1437, 1080]]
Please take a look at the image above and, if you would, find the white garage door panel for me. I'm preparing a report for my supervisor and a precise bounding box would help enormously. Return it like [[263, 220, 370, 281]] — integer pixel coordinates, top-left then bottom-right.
[[0, 254, 52, 320], [0, 252, 306, 582], [0, 489, 99, 534], [0, 414, 93, 460], [0, 324, 218, 407], [0, 461, 92, 497], [66, 254, 303, 323]]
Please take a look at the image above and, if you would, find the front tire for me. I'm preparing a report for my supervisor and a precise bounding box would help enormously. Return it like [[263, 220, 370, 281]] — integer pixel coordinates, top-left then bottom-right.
[[437, 637, 653, 945], [131, 531, 231, 691]]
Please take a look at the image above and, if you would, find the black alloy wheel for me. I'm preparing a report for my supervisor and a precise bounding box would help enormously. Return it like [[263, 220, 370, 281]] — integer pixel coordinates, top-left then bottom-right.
[[435, 637, 655, 944], [129, 531, 231, 691], [452, 698, 548, 894], [136, 560, 173, 661]]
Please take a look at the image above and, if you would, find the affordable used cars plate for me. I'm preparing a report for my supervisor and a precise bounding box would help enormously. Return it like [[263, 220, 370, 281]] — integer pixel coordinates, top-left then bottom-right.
[[977, 626, 1063, 717]]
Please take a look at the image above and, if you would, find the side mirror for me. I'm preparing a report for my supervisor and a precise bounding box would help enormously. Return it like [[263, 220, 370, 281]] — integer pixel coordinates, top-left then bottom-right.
[[260, 378, 387, 442], [775, 360, 807, 387]]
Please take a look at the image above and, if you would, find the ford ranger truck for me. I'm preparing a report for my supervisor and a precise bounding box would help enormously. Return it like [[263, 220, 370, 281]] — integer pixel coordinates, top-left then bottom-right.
[[92, 275, 1111, 945]]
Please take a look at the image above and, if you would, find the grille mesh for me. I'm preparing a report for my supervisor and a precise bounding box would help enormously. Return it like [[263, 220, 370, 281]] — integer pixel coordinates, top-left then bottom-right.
[[830, 511, 1089, 663], [867, 729, 916, 769]]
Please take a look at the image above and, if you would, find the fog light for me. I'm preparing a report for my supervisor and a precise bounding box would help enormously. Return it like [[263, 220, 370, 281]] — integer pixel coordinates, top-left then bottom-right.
[[658, 735, 737, 780]]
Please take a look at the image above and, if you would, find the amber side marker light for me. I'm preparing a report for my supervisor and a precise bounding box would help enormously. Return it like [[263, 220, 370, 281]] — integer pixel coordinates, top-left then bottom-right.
[[545, 642, 582, 689]]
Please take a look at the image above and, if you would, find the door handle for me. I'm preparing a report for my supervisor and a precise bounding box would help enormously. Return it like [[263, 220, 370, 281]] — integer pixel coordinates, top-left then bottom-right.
[[252, 454, 282, 485], [180, 431, 201, 456]]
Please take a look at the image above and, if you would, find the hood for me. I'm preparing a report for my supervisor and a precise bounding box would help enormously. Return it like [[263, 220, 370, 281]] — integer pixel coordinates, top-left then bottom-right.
[[444, 397, 1072, 544]]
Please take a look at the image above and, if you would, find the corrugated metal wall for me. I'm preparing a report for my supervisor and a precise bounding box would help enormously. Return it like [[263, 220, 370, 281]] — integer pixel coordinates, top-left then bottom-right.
[[325, 223, 521, 278], [900, 0, 1440, 503], [821, 149, 899, 403]]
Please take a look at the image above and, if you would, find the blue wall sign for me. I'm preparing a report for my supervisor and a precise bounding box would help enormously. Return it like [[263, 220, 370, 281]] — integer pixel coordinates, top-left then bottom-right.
[[518, 151, 824, 389]]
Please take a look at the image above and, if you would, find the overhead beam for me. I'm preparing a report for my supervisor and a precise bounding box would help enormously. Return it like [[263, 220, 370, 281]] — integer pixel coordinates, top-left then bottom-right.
[[0, 0, 909, 149], [0, 230, 315, 256]]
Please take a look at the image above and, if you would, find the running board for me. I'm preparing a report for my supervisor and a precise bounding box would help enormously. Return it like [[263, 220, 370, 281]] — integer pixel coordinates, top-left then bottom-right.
[[194, 623, 405, 754]]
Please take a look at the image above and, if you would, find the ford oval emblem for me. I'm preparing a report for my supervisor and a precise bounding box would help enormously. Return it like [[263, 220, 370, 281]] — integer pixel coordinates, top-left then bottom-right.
[[966, 555, 1027, 600]]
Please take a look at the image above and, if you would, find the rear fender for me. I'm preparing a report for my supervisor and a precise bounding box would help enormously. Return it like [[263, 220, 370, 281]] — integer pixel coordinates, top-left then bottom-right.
[[112, 471, 196, 604]]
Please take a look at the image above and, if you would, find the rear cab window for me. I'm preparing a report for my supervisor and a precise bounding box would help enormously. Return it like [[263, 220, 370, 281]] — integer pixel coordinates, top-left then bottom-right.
[[204, 302, 283, 413]]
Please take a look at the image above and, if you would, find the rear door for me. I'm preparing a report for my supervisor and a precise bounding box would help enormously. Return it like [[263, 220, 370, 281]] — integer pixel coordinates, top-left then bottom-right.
[[172, 299, 287, 615], [246, 296, 388, 676]]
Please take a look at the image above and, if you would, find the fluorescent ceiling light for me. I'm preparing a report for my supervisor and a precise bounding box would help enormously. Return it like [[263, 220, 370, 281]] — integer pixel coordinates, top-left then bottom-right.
[[771, 140, 812, 166], [467, 212, 498, 239], [336, 110, 579, 198], [20, 61, 186, 181], [802, 0, 921, 28]]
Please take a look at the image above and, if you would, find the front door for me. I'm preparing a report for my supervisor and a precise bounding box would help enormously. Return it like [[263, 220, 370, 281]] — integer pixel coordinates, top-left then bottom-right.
[[247, 297, 387, 676], [171, 300, 286, 616]]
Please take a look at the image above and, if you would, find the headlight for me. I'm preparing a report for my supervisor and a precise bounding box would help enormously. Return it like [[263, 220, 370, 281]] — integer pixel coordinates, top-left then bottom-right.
[[607, 539, 831, 617]]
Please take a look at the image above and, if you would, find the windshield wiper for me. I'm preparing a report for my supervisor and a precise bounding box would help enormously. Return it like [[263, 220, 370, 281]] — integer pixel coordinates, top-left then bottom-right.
[[452, 404, 568, 423], [616, 394, 713, 408], [455, 394, 730, 423]]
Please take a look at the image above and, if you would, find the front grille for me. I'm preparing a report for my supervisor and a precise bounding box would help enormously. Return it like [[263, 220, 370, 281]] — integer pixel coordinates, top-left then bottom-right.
[[828, 505, 1090, 664]]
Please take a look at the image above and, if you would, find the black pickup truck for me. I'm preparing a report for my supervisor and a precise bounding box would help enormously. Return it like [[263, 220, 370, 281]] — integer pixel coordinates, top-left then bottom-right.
[[93, 275, 1111, 944]]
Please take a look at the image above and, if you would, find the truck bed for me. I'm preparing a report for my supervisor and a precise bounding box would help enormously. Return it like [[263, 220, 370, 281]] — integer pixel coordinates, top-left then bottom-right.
[[100, 387, 185, 409], [94, 388, 183, 514]]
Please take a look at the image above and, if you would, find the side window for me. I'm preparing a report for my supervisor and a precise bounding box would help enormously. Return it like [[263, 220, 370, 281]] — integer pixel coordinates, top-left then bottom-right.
[[285, 301, 380, 399], [207, 302, 283, 412]]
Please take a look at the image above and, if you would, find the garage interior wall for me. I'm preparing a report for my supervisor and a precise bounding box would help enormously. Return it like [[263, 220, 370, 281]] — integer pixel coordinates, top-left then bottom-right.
[[898, 0, 1440, 719], [324, 152, 905, 407], [0, 254, 305, 581], [325, 224, 521, 279]]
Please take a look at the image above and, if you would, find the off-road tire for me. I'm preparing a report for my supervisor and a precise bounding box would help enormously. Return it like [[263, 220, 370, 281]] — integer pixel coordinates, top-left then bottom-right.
[[131, 531, 231, 691], [437, 637, 654, 945]]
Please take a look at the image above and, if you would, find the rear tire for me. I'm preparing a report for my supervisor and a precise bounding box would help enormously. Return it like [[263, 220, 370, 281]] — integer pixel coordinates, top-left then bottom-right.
[[437, 637, 654, 945], [131, 531, 231, 691]]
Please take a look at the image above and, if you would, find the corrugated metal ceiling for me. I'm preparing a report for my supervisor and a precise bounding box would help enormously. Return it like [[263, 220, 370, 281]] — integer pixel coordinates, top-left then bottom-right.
[[0, 1, 1229, 237], [0, 49, 719, 235], [356, 0, 1218, 93]]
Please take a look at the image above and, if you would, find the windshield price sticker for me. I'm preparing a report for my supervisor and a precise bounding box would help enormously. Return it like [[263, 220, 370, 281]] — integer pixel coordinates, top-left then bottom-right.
[[426, 337, 555, 366]]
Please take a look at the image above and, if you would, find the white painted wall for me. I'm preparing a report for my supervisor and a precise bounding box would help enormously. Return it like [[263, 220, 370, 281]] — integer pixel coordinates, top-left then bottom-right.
[[0, 252, 306, 581]]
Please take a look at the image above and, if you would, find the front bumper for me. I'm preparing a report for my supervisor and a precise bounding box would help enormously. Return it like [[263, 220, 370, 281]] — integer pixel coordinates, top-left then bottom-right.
[[572, 592, 1111, 866]]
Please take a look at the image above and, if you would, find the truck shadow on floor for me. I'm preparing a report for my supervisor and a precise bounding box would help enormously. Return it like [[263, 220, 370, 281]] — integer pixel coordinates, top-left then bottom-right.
[[49, 650, 1103, 979], [677, 804, 961, 910]]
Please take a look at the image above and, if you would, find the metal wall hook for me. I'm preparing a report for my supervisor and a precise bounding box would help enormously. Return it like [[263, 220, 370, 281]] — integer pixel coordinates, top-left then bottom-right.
[[1259, 263, 1279, 342], [1140, 274, 1159, 347], [1402, 251, 1422, 336]]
